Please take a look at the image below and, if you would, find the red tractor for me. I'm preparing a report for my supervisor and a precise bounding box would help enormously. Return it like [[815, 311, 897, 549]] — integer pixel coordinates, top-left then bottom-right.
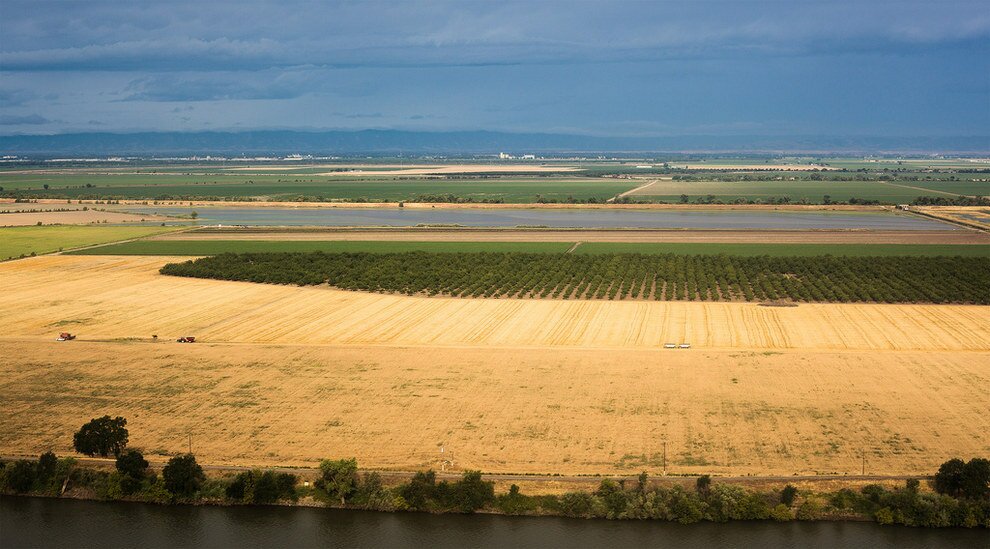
[[56, 332, 76, 341], [176, 336, 196, 343]]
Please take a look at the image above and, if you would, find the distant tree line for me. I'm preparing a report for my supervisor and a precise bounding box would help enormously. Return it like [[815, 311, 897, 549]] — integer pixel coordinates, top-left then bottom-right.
[[911, 196, 990, 206], [160, 252, 990, 305]]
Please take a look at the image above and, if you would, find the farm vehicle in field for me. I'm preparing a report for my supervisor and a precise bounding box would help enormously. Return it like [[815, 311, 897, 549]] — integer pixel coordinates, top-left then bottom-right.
[[56, 332, 76, 341], [176, 336, 196, 343]]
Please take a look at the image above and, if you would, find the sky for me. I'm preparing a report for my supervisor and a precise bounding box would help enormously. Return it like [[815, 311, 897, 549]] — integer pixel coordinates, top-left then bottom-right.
[[1, 0, 988, 137]]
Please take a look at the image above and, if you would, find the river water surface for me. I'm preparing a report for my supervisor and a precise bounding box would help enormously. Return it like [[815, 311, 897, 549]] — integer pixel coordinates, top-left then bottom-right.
[[2, 497, 984, 548], [123, 206, 955, 230]]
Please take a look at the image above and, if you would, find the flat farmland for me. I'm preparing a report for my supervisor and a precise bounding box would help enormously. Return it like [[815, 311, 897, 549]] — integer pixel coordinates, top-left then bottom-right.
[[1, 341, 987, 476], [628, 179, 990, 203], [0, 172, 637, 203], [1, 254, 988, 477], [0, 225, 184, 260], [154, 228, 990, 245], [3, 255, 988, 352]]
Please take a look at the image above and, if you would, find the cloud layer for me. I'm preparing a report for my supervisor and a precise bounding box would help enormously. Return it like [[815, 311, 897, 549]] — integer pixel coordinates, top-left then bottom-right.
[[1, 0, 988, 136]]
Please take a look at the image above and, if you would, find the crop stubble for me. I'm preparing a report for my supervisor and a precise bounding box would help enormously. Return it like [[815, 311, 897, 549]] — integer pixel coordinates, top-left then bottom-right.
[[0, 255, 987, 476]]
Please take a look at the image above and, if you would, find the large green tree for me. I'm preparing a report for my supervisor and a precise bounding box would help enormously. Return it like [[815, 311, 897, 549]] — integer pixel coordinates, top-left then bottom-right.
[[73, 416, 128, 457]]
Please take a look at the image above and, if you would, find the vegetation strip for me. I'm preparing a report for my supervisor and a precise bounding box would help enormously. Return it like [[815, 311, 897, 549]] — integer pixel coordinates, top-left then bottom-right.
[[71, 239, 990, 257], [160, 251, 990, 304], [575, 242, 990, 257], [69, 240, 575, 255], [2, 416, 988, 528]]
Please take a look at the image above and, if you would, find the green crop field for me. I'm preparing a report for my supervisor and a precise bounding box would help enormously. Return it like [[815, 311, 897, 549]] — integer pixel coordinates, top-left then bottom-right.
[[573, 242, 990, 257], [3, 159, 985, 204], [68, 240, 575, 255], [0, 173, 637, 203], [0, 174, 636, 203], [0, 225, 185, 260], [68, 239, 990, 257]]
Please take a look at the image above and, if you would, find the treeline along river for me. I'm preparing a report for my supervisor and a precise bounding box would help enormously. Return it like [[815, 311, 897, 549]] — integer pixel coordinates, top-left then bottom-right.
[[2, 497, 986, 549]]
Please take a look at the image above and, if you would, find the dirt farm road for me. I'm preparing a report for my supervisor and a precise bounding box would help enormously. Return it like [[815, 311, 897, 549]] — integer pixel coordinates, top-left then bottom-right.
[[0, 454, 930, 486]]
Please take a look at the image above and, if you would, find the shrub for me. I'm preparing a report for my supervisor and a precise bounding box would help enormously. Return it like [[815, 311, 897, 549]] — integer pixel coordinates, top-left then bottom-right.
[[115, 450, 149, 480], [162, 454, 204, 498], [781, 484, 798, 506], [317, 458, 358, 505], [559, 492, 606, 518], [37, 452, 58, 483], [5, 460, 36, 493], [448, 471, 495, 513], [771, 503, 793, 521], [399, 470, 438, 511]]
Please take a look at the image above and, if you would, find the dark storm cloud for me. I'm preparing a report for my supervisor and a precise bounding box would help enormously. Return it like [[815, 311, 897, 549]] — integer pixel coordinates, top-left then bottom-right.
[[0, 0, 987, 136], [0, 114, 53, 125]]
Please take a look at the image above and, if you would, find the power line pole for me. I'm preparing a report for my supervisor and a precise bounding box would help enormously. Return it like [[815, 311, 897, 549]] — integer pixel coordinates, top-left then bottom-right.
[[188, 433, 193, 455], [862, 447, 866, 476], [663, 441, 667, 476]]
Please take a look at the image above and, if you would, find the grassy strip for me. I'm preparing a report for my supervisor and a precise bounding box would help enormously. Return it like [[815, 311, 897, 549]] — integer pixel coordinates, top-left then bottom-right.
[[574, 242, 990, 257], [0, 225, 185, 260], [68, 240, 575, 255], [67, 239, 990, 258]]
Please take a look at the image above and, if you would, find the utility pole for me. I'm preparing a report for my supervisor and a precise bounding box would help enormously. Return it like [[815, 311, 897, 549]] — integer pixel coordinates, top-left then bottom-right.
[[663, 441, 667, 476], [862, 447, 866, 476], [188, 433, 193, 455]]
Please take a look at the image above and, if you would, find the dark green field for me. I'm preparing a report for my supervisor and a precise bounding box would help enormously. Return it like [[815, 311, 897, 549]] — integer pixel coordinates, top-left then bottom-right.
[[68, 240, 575, 255], [0, 173, 637, 203], [70, 239, 990, 257]]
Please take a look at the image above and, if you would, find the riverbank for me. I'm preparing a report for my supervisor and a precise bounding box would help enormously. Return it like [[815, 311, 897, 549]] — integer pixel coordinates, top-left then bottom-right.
[[2, 455, 987, 529]]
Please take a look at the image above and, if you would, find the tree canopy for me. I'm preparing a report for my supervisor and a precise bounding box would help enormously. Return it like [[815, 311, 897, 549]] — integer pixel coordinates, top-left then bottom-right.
[[73, 416, 128, 457]]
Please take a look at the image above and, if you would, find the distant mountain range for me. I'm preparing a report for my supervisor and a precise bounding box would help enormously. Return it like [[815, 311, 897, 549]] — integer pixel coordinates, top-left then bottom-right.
[[1, 130, 987, 156]]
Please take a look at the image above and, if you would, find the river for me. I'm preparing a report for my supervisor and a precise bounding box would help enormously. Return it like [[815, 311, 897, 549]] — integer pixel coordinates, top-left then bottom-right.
[[2, 497, 985, 548], [121, 206, 954, 230]]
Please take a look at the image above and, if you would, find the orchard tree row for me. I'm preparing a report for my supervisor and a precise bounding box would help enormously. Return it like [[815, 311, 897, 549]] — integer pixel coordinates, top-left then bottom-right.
[[160, 252, 990, 304]]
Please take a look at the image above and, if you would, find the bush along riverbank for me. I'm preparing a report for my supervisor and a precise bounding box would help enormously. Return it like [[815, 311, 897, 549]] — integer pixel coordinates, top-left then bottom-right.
[[1, 417, 988, 528], [3, 453, 989, 528]]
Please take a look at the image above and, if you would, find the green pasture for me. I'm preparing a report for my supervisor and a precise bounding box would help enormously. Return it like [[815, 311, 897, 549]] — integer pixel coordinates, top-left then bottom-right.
[[0, 173, 637, 203], [68, 240, 576, 255], [0, 225, 185, 260], [65, 238, 990, 258]]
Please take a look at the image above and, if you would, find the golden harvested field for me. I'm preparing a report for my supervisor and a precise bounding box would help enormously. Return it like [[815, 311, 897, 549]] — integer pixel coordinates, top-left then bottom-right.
[[1, 255, 988, 477], [0, 209, 164, 226], [2, 341, 987, 476], [2, 255, 990, 351]]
